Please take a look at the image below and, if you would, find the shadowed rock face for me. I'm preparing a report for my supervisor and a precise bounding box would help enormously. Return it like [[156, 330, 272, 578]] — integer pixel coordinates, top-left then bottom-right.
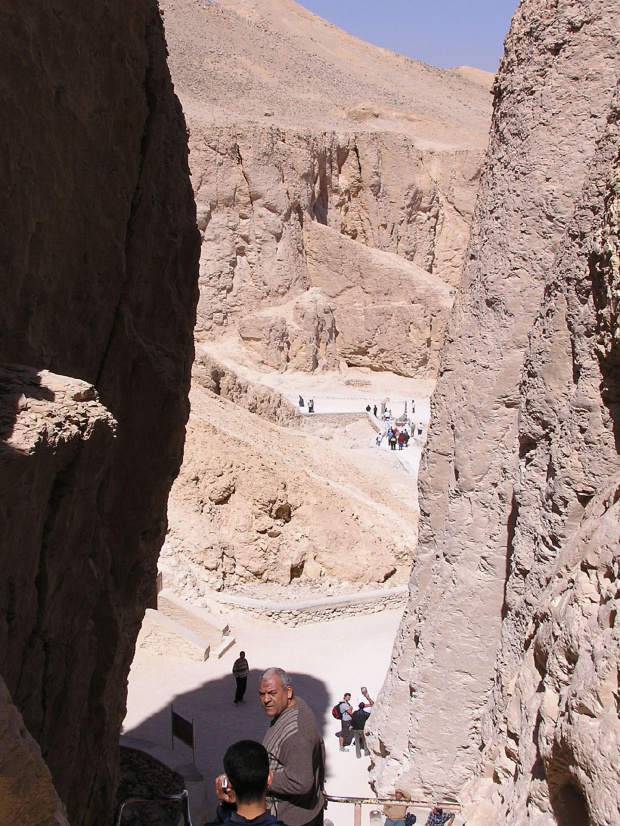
[[0, 1, 199, 823], [370, 0, 620, 820]]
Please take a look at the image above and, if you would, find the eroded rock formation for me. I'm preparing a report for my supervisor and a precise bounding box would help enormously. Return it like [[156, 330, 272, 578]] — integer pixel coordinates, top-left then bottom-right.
[[371, 1, 620, 822], [161, 0, 491, 377], [165, 360, 418, 594], [0, 675, 69, 826], [0, 1, 199, 823]]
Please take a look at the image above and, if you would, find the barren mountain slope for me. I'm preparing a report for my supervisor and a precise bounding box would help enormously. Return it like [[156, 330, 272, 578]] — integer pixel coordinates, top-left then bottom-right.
[[165, 355, 419, 595], [164, 0, 492, 142], [162, 0, 494, 374], [370, 1, 620, 822]]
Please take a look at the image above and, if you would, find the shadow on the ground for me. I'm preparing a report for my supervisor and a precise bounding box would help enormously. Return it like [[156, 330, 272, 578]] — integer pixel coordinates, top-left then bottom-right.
[[122, 668, 331, 823]]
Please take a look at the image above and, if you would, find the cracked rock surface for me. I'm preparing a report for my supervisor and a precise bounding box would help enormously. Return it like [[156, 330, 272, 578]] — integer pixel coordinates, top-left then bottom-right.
[[0, 0, 200, 822], [370, 1, 620, 822], [161, 0, 492, 377]]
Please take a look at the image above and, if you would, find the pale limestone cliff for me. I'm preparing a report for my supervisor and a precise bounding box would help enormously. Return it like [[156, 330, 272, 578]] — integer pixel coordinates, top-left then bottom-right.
[[370, 1, 620, 821], [0, 1, 199, 822], [161, 0, 491, 378], [460, 85, 620, 826]]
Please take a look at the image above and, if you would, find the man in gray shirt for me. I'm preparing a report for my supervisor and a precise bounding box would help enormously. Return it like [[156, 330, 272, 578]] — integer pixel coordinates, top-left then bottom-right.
[[258, 668, 326, 826]]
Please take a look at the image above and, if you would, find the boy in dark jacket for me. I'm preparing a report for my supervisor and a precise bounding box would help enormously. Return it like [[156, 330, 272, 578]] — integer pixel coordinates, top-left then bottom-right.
[[209, 740, 285, 826]]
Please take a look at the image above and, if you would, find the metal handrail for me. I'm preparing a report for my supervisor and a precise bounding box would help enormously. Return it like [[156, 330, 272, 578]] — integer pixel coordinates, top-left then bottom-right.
[[325, 795, 458, 808], [324, 794, 459, 826], [114, 789, 192, 826]]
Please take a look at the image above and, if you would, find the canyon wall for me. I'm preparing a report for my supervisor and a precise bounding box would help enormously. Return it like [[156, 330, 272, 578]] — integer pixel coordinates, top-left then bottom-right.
[[162, 0, 492, 378], [370, 1, 620, 822], [191, 125, 473, 376], [0, 1, 199, 823]]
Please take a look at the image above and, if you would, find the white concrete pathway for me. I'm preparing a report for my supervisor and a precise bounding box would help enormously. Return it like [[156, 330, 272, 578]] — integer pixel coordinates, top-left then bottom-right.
[[123, 609, 411, 826]]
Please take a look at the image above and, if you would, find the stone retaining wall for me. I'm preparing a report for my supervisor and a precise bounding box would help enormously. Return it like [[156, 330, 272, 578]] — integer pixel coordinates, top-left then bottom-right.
[[207, 586, 408, 625]]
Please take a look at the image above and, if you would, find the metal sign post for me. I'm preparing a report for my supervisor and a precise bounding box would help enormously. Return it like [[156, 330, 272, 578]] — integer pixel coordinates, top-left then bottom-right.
[[171, 705, 196, 766]]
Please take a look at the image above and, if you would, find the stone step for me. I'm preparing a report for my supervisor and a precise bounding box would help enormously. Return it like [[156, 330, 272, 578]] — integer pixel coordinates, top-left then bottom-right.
[[157, 589, 235, 658], [137, 609, 210, 662]]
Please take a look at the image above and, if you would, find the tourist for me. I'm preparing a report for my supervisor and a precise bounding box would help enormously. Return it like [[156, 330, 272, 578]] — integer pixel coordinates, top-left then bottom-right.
[[373, 405, 377, 417], [351, 702, 370, 759], [258, 668, 326, 826], [424, 806, 454, 826], [411, 400, 415, 414], [403, 430, 410, 448], [389, 432, 397, 450], [211, 740, 284, 826], [383, 789, 411, 826], [417, 423, 423, 436], [232, 650, 249, 705], [299, 395, 304, 407], [366, 404, 371, 412], [398, 432, 405, 450], [336, 693, 353, 752], [376, 433, 383, 447], [357, 686, 375, 712], [308, 399, 315, 413]]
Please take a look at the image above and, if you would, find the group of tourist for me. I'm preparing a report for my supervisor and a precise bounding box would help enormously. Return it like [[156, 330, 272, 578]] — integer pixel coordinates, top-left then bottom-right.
[[213, 658, 457, 826], [334, 687, 374, 757]]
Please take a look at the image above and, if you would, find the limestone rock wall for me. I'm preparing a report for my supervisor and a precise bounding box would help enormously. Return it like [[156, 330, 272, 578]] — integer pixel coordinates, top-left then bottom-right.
[[460, 86, 620, 826], [0, 1, 199, 823], [370, 0, 620, 814], [165, 375, 418, 594], [192, 125, 474, 376]]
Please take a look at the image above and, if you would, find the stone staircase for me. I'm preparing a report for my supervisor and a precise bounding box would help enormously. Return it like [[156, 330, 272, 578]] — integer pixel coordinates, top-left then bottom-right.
[[136, 589, 235, 662]]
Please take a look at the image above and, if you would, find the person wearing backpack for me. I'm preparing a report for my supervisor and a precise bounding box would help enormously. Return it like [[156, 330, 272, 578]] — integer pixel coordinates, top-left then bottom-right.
[[335, 693, 353, 752]]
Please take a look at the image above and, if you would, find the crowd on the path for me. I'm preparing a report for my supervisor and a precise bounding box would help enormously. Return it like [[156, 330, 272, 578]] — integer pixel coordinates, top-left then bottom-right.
[[371, 400, 424, 451], [206, 654, 457, 826]]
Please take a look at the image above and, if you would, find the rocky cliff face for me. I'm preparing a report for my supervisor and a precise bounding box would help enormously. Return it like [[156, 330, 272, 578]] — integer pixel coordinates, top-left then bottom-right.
[[161, 0, 492, 378], [164, 355, 418, 595], [191, 125, 472, 377], [370, 1, 620, 822], [373, 2, 620, 823], [0, 1, 199, 823]]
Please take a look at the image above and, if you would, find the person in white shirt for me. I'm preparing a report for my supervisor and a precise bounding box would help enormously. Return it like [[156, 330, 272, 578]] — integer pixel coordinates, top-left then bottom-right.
[[357, 686, 374, 712]]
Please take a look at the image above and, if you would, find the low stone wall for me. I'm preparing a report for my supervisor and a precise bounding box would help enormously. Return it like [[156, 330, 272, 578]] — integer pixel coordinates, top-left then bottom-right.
[[207, 586, 408, 625]]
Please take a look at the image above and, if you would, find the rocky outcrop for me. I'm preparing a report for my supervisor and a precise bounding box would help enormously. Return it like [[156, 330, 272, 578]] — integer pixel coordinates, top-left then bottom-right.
[[459, 85, 620, 826], [192, 351, 302, 426], [165, 374, 418, 594], [0, 1, 199, 823], [0, 675, 69, 826], [161, 0, 491, 377], [370, 0, 620, 818], [192, 126, 473, 376]]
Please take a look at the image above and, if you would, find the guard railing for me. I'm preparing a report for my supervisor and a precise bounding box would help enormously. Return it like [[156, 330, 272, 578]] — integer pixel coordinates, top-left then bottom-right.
[[325, 794, 459, 826], [114, 789, 192, 825]]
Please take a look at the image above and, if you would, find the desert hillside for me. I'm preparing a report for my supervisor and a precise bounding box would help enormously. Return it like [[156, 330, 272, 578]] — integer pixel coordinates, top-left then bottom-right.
[[161, 0, 494, 595]]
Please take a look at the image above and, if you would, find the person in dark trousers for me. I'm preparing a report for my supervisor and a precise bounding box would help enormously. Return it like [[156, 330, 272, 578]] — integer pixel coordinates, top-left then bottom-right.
[[209, 740, 285, 826], [351, 702, 370, 758], [258, 667, 325, 826], [336, 693, 353, 751], [233, 650, 249, 705]]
